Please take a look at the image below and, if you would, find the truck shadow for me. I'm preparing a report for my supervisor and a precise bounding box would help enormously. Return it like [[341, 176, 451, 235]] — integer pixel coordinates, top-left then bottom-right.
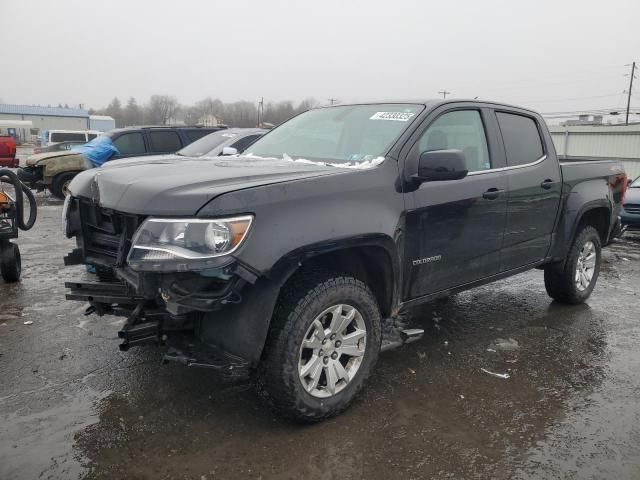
[[72, 274, 609, 480]]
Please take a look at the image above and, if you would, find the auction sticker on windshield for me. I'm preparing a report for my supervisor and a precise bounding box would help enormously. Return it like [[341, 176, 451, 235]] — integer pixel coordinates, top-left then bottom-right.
[[370, 112, 416, 121]]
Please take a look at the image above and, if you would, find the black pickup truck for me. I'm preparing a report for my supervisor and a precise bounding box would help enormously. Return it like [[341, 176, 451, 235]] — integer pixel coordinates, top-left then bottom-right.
[[63, 100, 628, 421]]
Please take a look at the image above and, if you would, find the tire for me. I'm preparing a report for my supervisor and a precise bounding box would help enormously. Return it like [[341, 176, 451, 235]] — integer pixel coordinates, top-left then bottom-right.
[[544, 225, 601, 304], [0, 242, 21, 283], [50, 172, 77, 200], [256, 274, 382, 422]]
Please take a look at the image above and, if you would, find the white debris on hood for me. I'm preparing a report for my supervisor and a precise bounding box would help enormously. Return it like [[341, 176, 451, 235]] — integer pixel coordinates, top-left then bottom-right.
[[284, 153, 386, 169], [480, 368, 510, 379], [246, 152, 385, 169]]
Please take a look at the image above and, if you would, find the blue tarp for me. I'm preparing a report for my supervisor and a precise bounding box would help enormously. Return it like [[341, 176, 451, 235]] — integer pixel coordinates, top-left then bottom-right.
[[71, 136, 120, 167]]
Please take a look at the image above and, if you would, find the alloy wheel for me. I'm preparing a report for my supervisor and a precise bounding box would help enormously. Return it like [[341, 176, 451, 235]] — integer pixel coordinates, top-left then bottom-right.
[[298, 304, 367, 398]]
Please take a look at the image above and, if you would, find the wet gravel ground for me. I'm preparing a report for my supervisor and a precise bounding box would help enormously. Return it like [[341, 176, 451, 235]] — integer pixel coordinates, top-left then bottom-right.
[[1, 198, 640, 479]]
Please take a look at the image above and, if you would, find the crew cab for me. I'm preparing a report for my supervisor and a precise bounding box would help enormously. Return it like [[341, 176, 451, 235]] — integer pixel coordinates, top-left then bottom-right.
[[18, 126, 224, 199], [63, 100, 627, 421]]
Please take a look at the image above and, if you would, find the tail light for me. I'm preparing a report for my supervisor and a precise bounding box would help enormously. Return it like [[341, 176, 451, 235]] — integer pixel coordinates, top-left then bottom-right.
[[621, 174, 628, 204]]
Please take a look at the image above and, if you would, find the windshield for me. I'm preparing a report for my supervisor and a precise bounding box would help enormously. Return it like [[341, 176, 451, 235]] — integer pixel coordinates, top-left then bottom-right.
[[246, 104, 423, 163], [177, 130, 238, 157], [631, 176, 640, 187]]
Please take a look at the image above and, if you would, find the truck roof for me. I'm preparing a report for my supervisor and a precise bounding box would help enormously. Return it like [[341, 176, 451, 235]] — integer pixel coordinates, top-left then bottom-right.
[[108, 125, 223, 133], [322, 99, 540, 115]]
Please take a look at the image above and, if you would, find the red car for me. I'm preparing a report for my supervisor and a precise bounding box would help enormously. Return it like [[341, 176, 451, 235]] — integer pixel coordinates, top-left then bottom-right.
[[0, 136, 18, 168]]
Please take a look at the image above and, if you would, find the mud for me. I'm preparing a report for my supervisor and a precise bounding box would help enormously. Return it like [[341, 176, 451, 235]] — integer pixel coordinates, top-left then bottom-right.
[[1, 202, 639, 479]]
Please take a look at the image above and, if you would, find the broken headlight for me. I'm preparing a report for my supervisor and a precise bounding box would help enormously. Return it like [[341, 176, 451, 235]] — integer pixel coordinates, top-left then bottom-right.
[[127, 215, 253, 272]]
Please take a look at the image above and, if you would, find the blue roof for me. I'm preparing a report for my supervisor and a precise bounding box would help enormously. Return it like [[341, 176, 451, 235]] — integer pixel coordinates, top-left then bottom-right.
[[0, 104, 89, 118]]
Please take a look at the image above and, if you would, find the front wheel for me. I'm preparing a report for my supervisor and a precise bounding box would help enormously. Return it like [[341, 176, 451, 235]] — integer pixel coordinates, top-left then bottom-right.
[[50, 172, 77, 200], [257, 274, 381, 422], [0, 242, 22, 283], [544, 225, 601, 304]]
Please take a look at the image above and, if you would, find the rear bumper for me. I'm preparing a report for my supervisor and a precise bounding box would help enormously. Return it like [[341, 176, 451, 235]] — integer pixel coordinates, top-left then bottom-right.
[[621, 210, 640, 229]]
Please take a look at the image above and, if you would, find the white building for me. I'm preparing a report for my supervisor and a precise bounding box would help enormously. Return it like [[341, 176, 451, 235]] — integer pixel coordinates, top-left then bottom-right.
[[0, 104, 90, 143]]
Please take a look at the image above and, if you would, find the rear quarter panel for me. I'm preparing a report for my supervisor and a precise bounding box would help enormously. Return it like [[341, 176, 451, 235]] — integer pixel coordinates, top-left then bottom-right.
[[550, 160, 626, 259]]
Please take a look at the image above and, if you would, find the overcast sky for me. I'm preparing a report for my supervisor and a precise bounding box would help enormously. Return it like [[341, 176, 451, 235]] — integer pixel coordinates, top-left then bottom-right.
[[1, 0, 638, 118]]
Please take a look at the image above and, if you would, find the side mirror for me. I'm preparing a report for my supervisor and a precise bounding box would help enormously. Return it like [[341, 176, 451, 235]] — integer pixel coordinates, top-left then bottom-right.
[[415, 149, 468, 182], [221, 146, 238, 156]]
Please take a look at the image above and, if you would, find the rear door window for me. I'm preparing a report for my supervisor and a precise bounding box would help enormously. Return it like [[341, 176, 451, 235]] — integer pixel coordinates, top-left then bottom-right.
[[496, 112, 544, 166], [51, 132, 87, 142], [113, 132, 146, 155], [185, 129, 213, 142], [149, 130, 182, 153]]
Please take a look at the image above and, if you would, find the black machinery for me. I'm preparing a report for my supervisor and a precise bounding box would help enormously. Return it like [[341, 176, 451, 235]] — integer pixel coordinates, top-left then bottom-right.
[[0, 168, 37, 282]]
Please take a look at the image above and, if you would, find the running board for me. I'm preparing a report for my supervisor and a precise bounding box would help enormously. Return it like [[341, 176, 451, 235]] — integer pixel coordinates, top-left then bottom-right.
[[381, 328, 424, 352]]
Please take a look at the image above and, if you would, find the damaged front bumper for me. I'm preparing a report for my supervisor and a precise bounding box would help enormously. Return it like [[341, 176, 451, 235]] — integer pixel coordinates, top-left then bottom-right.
[[64, 258, 259, 381], [63, 197, 282, 380]]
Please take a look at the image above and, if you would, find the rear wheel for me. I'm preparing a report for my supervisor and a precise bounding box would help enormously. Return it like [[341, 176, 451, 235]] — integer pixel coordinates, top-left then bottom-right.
[[544, 225, 601, 304], [0, 242, 21, 283], [50, 172, 76, 200], [257, 274, 381, 422]]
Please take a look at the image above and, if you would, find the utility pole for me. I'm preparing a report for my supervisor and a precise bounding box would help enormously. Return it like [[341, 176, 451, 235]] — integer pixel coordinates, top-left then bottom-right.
[[438, 90, 451, 99], [625, 62, 636, 126], [328, 98, 338, 105], [257, 97, 264, 127]]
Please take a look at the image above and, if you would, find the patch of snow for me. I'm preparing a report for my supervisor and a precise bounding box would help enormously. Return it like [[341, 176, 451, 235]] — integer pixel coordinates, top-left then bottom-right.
[[480, 368, 510, 379], [248, 152, 385, 170]]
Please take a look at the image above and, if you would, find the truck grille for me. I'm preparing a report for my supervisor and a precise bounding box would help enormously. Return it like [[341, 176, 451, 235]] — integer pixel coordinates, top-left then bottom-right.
[[77, 199, 142, 267], [624, 204, 640, 215]]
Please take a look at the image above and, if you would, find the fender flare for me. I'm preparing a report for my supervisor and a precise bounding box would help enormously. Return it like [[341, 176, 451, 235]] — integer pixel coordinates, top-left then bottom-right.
[[199, 234, 401, 366], [568, 200, 611, 243]]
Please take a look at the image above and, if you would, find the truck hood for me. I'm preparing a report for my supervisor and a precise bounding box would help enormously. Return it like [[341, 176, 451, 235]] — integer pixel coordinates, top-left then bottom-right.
[[27, 151, 79, 166], [101, 153, 181, 168], [69, 155, 349, 216]]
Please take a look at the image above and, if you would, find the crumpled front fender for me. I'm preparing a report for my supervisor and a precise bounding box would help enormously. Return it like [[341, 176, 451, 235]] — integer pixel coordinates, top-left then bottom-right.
[[38, 154, 92, 184]]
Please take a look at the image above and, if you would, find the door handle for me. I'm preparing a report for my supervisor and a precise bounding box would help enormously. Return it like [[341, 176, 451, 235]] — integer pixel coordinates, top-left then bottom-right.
[[540, 179, 554, 190], [482, 188, 504, 200]]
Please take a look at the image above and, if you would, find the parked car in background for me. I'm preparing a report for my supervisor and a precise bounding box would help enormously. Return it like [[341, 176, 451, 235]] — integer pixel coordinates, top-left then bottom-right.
[[621, 175, 640, 231], [43, 129, 101, 146], [32, 140, 87, 155], [0, 136, 18, 168], [103, 128, 267, 169], [177, 127, 266, 157], [18, 125, 225, 199]]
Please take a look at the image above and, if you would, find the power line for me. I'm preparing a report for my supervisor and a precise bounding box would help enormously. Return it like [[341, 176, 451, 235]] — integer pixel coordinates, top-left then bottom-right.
[[519, 92, 623, 104], [541, 106, 640, 115]]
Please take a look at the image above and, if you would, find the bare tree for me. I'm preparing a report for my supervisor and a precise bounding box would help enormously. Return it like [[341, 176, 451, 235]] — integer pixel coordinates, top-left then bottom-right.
[[104, 97, 123, 127], [123, 97, 143, 126], [88, 95, 321, 129], [147, 95, 179, 125]]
